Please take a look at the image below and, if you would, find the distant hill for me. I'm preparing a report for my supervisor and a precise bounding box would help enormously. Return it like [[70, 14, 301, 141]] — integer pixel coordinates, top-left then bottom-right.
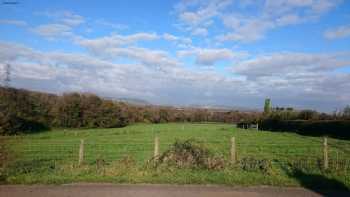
[[186, 104, 260, 112], [103, 96, 259, 111], [115, 97, 151, 106]]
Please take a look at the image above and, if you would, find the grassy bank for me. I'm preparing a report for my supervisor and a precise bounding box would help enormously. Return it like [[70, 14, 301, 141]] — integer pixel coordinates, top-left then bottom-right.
[[1, 123, 350, 190]]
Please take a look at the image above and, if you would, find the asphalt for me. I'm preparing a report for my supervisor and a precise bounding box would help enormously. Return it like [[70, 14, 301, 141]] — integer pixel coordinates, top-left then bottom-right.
[[0, 183, 349, 197]]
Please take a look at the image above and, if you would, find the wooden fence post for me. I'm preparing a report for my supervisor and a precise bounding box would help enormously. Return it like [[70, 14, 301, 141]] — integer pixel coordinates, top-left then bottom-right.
[[154, 136, 159, 158], [336, 151, 339, 170], [323, 137, 328, 170], [79, 139, 84, 166], [231, 137, 236, 164]]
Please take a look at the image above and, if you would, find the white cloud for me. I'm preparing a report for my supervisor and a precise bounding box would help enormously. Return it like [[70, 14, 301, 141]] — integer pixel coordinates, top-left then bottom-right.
[[95, 19, 128, 30], [105, 46, 180, 68], [219, 0, 340, 42], [310, 0, 340, 15], [176, 0, 341, 42], [76, 33, 183, 68], [162, 33, 192, 47], [0, 19, 27, 26], [231, 52, 350, 78], [38, 10, 85, 26], [0, 41, 250, 105], [163, 33, 178, 41], [1, 3, 349, 111], [32, 23, 72, 38], [263, 0, 338, 18], [77, 32, 159, 50], [176, 0, 231, 25], [1, 41, 350, 111], [0, 41, 148, 96], [191, 27, 208, 36], [228, 52, 350, 108], [275, 14, 301, 26], [178, 48, 247, 65], [324, 25, 350, 40], [218, 17, 274, 42], [175, 0, 232, 36], [30, 10, 85, 40], [59, 11, 85, 26]]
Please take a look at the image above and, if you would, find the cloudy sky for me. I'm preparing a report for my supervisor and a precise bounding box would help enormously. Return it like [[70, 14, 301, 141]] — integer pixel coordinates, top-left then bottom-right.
[[0, 0, 350, 112]]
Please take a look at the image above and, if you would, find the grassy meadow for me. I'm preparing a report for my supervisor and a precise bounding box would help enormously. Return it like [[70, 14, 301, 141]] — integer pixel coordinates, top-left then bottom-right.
[[1, 123, 350, 190]]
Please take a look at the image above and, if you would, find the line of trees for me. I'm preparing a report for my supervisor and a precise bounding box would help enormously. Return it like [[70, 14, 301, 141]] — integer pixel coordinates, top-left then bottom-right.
[[263, 106, 350, 121], [0, 87, 260, 135], [0, 88, 129, 135], [2, 87, 349, 138], [259, 99, 350, 139]]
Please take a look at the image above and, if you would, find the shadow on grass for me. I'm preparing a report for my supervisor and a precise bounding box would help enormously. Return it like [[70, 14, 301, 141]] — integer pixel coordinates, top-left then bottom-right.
[[286, 168, 350, 196]]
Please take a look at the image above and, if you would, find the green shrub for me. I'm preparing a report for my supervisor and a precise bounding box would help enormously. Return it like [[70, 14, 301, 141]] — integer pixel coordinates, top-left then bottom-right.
[[153, 139, 225, 170]]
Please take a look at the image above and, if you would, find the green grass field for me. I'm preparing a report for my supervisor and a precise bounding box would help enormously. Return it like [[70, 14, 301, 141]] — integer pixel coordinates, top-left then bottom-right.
[[1, 123, 350, 189]]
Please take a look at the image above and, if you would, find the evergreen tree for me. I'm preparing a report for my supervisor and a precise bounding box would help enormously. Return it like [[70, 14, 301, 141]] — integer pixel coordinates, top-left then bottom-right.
[[264, 98, 271, 115]]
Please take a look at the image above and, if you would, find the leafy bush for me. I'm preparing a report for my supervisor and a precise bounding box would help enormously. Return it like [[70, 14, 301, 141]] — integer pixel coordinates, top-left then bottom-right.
[[153, 139, 225, 170], [0, 87, 50, 135], [0, 87, 128, 135]]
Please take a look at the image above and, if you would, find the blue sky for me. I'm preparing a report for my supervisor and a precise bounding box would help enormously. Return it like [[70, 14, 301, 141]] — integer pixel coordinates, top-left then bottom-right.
[[1, 0, 350, 112]]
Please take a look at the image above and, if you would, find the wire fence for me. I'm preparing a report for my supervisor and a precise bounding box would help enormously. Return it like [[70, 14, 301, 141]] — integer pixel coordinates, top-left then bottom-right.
[[3, 137, 350, 172]]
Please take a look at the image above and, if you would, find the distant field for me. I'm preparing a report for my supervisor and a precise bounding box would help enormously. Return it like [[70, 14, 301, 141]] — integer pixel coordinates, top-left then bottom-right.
[[1, 123, 350, 189]]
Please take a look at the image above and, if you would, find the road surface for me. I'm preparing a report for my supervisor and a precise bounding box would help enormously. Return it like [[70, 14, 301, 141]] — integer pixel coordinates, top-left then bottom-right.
[[0, 183, 349, 197]]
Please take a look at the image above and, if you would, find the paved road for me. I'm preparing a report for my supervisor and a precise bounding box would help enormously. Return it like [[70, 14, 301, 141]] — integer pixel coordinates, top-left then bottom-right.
[[0, 184, 349, 197]]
